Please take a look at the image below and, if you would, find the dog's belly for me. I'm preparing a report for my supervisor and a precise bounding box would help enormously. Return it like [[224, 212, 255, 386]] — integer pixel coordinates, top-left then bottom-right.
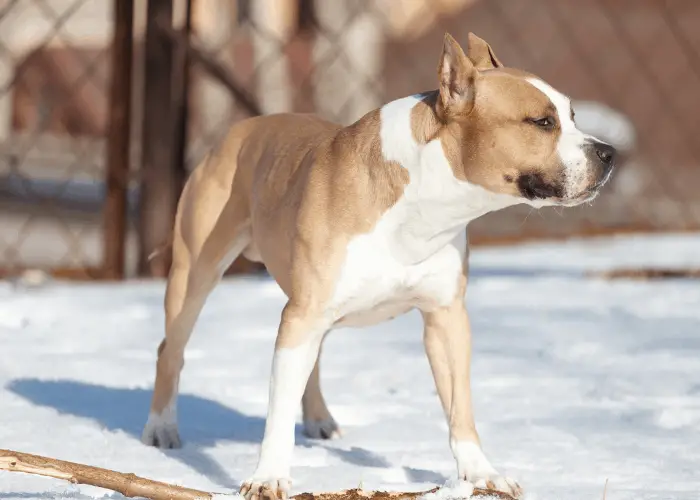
[[335, 300, 414, 328], [331, 230, 467, 329]]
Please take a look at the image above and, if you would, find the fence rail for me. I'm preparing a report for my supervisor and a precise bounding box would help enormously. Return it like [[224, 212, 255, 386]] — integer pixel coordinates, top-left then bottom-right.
[[0, 0, 698, 279]]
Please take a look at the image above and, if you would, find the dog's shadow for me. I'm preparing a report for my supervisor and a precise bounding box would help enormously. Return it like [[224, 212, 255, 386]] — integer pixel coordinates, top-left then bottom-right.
[[7, 379, 433, 489], [7, 378, 262, 488]]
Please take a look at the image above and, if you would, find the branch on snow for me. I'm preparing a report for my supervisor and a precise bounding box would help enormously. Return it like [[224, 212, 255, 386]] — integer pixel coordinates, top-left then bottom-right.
[[0, 448, 515, 500]]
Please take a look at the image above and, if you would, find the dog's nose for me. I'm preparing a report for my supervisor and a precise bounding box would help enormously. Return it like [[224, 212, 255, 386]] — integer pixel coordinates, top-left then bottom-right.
[[594, 142, 616, 166]]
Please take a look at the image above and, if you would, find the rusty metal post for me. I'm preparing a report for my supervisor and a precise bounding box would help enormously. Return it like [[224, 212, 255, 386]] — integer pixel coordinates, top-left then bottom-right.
[[172, 0, 192, 195], [138, 0, 176, 277], [103, 0, 134, 280]]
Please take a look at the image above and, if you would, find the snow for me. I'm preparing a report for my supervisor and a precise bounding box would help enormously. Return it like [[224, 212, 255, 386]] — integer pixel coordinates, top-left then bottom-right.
[[420, 479, 474, 500], [3, 232, 700, 500]]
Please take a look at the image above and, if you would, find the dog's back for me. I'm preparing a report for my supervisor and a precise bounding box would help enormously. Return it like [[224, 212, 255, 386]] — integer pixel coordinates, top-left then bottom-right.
[[196, 113, 341, 200]]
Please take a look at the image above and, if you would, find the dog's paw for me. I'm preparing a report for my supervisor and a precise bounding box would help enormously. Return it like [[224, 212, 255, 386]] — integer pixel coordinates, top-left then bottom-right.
[[240, 477, 291, 500], [472, 475, 522, 499], [303, 417, 341, 440], [141, 414, 182, 449], [452, 440, 522, 498]]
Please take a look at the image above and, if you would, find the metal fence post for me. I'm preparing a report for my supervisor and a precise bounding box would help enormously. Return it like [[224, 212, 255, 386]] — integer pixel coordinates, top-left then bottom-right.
[[103, 0, 134, 280], [172, 0, 192, 196], [138, 0, 177, 277]]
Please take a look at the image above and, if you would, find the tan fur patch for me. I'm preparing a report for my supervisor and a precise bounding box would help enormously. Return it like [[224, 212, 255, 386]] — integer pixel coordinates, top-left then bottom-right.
[[459, 70, 563, 195], [230, 111, 409, 347], [421, 258, 479, 443], [410, 91, 442, 145]]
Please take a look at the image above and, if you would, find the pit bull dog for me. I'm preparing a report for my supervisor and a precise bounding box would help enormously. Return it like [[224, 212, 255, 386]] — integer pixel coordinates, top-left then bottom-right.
[[142, 33, 615, 499]]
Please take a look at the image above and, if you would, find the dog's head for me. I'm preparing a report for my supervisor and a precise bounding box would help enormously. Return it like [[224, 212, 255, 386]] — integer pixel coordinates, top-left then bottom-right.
[[436, 33, 615, 207]]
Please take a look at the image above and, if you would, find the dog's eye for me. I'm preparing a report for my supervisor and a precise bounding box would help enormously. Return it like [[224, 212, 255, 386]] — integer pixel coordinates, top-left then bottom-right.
[[527, 117, 556, 129]]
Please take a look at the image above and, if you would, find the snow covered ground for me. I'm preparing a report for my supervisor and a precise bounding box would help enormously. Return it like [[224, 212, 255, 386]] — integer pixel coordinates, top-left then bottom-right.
[[2, 232, 700, 500]]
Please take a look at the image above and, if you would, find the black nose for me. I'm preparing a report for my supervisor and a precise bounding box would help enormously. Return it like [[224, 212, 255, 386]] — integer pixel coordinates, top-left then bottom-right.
[[595, 142, 616, 166]]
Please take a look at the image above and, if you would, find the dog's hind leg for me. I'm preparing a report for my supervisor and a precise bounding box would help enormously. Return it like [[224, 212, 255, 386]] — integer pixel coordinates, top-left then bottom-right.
[[142, 168, 251, 449], [302, 339, 340, 439]]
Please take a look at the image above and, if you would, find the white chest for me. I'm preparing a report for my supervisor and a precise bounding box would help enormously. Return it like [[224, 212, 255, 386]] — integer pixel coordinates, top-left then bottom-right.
[[330, 224, 467, 328], [324, 93, 518, 328]]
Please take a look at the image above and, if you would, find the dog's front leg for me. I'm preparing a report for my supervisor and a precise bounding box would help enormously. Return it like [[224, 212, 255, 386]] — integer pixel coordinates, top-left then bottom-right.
[[422, 294, 522, 499], [241, 302, 328, 500]]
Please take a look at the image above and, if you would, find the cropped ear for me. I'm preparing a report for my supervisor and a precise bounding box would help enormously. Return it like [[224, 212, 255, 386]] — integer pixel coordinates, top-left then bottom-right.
[[438, 33, 477, 117], [467, 32, 503, 70]]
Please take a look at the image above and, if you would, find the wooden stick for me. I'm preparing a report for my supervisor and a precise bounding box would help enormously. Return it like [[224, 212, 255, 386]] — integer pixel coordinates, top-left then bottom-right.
[[0, 448, 513, 500], [0, 449, 211, 500]]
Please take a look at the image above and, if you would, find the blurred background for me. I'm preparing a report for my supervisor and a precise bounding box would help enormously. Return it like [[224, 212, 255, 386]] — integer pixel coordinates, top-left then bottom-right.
[[0, 0, 698, 280]]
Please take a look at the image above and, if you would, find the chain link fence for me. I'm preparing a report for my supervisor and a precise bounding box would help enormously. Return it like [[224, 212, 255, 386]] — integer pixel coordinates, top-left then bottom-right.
[[1, 0, 699, 279], [0, 0, 115, 278]]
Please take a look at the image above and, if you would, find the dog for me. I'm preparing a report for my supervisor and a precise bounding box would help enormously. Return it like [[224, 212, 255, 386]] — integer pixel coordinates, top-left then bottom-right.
[[141, 33, 615, 499]]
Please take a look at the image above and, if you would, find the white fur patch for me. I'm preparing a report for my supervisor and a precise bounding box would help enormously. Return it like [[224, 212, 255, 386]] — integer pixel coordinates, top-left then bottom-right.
[[328, 95, 521, 327], [141, 389, 181, 448], [381, 95, 521, 250], [526, 78, 590, 198], [249, 336, 325, 481], [450, 439, 499, 481], [450, 440, 521, 496]]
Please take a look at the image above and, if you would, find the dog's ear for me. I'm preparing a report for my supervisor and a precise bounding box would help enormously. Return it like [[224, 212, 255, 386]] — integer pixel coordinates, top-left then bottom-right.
[[467, 32, 503, 70], [438, 33, 477, 117]]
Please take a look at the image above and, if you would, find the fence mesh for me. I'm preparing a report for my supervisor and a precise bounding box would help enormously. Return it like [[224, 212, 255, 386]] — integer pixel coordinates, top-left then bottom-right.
[[0, 0, 116, 279], [1, 0, 699, 278]]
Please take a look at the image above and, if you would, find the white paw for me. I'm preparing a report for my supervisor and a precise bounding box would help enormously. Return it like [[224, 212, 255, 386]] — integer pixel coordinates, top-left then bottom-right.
[[240, 477, 291, 500], [451, 440, 522, 499], [141, 413, 181, 449], [303, 417, 341, 440], [472, 475, 522, 499]]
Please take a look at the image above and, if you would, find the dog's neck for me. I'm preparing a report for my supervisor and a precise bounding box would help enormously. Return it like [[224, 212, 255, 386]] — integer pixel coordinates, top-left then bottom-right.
[[375, 92, 517, 260]]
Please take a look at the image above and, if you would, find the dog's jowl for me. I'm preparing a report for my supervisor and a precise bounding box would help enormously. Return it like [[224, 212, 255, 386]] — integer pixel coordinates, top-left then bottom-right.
[[141, 33, 615, 500]]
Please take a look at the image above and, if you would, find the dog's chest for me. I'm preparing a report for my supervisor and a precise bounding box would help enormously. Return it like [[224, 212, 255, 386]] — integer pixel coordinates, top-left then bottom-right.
[[330, 223, 467, 328]]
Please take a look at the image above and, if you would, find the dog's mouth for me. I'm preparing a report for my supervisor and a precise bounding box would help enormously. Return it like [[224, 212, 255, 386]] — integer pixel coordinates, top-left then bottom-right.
[[559, 192, 597, 207], [516, 168, 612, 207], [516, 172, 564, 201], [561, 182, 608, 206], [565, 169, 614, 206]]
